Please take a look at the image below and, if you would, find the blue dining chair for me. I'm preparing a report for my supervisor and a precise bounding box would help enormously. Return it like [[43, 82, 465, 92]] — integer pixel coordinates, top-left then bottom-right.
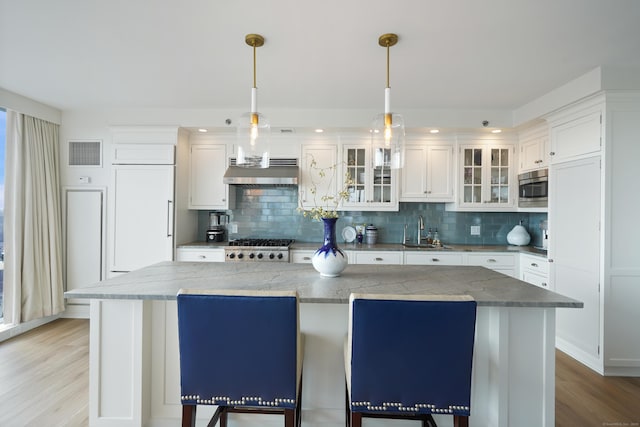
[[177, 289, 303, 427], [345, 293, 477, 427]]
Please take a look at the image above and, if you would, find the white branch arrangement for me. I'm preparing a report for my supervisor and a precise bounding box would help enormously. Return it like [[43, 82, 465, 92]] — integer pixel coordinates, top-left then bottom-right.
[[298, 154, 353, 221]]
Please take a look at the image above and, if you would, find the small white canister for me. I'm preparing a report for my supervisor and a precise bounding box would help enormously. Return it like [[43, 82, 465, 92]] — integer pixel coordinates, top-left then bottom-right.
[[365, 224, 378, 245]]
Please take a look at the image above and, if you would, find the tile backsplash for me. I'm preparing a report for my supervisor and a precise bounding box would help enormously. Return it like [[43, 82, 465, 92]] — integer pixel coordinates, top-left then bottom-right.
[[198, 187, 548, 247]]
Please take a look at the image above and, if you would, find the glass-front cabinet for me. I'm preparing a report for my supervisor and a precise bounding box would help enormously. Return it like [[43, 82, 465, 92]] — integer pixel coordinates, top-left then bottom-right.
[[457, 144, 516, 210], [341, 142, 398, 211]]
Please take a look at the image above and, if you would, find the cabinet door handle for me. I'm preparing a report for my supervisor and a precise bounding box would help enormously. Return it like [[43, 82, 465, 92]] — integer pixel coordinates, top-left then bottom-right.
[[548, 259, 554, 263], [486, 258, 497, 263], [199, 255, 206, 259], [222, 198, 226, 202], [167, 200, 173, 237], [303, 256, 311, 261], [375, 257, 383, 261], [431, 258, 440, 262], [531, 263, 538, 267], [550, 151, 556, 156], [541, 282, 547, 287]]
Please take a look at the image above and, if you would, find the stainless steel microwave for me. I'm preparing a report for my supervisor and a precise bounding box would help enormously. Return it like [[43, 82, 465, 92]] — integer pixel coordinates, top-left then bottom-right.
[[518, 169, 548, 208]]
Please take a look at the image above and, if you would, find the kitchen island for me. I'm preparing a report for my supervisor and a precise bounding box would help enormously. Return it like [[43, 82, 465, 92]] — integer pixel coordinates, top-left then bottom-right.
[[66, 261, 581, 427]]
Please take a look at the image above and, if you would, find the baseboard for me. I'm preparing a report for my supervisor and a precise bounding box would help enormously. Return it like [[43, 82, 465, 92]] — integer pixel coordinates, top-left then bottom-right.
[[61, 303, 90, 319], [556, 337, 603, 374], [0, 314, 61, 343]]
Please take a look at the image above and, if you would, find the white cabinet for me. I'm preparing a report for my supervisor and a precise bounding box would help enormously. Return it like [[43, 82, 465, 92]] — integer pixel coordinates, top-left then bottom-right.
[[520, 254, 550, 289], [519, 134, 549, 172], [341, 142, 398, 211], [400, 145, 454, 202], [352, 251, 403, 265], [188, 143, 233, 210], [290, 250, 315, 264], [550, 156, 602, 366], [549, 108, 602, 164], [299, 144, 339, 211], [176, 247, 225, 262], [467, 253, 517, 278], [109, 162, 175, 274], [454, 144, 517, 210], [404, 252, 464, 265]]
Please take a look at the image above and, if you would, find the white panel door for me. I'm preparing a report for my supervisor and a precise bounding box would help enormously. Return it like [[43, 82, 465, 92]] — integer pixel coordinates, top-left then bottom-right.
[[66, 189, 104, 301], [550, 157, 601, 359], [110, 165, 175, 273]]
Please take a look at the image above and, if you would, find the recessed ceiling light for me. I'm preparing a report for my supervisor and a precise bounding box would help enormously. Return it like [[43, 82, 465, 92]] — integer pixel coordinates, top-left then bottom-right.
[[315, 128, 324, 133], [491, 129, 502, 133], [198, 128, 207, 133], [430, 129, 440, 134]]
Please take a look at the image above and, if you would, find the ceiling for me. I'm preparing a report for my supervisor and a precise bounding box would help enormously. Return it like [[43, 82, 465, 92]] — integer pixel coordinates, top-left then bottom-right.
[[2, 0, 640, 125]]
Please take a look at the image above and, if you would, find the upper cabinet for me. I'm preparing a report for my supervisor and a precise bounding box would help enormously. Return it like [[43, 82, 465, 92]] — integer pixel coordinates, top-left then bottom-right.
[[400, 143, 454, 202], [449, 141, 517, 211], [299, 143, 339, 211], [188, 136, 234, 210], [548, 103, 602, 164], [341, 139, 399, 211], [519, 122, 550, 173]]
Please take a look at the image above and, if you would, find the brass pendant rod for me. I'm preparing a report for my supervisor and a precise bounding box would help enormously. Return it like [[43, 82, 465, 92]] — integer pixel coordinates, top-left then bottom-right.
[[253, 43, 257, 89], [386, 43, 390, 89]]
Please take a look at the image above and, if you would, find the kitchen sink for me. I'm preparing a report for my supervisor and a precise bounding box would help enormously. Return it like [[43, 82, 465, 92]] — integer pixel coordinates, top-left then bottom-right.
[[402, 244, 453, 250]]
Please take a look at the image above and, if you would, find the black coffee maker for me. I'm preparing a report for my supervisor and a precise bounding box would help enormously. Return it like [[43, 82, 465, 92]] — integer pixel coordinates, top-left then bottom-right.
[[206, 212, 228, 243]]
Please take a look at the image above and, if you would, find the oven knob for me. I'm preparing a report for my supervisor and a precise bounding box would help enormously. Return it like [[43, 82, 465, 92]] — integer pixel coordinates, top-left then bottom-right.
[[269, 253, 275, 259], [249, 253, 255, 259], [257, 253, 264, 259], [237, 253, 244, 259], [228, 253, 235, 259], [277, 253, 283, 260]]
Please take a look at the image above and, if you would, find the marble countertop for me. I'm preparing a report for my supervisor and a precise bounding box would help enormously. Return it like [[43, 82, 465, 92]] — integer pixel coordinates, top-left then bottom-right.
[[65, 261, 580, 308], [178, 241, 549, 257]]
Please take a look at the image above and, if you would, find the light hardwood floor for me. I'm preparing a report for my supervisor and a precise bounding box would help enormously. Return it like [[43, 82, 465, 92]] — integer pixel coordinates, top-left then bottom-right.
[[0, 319, 639, 426]]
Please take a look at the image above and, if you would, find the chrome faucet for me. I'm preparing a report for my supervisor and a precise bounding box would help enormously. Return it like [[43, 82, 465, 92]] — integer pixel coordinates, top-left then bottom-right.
[[417, 215, 425, 245]]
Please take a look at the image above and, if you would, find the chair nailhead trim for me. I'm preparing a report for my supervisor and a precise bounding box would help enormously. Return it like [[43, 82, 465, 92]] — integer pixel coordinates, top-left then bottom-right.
[[181, 394, 295, 407], [351, 401, 469, 414]]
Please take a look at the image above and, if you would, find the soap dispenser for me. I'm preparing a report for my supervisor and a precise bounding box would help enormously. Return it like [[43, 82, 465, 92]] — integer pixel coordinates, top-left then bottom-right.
[[507, 221, 531, 246]]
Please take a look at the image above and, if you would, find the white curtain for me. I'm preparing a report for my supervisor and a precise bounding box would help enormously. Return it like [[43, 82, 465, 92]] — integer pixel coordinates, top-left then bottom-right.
[[4, 110, 64, 324]]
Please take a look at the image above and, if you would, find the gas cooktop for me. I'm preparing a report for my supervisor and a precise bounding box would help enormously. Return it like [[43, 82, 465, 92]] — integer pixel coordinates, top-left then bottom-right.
[[224, 238, 294, 262]]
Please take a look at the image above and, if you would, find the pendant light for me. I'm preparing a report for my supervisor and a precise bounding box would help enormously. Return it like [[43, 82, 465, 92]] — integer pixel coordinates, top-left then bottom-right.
[[371, 33, 405, 169], [236, 34, 270, 168]]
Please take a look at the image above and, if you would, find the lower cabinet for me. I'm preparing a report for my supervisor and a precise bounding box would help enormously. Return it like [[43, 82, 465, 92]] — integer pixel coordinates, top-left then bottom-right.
[[520, 254, 550, 289], [290, 250, 315, 264], [351, 251, 403, 265], [404, 252, 464, 265], [466, 253, 517, 278], [176, 248, 225, 262]]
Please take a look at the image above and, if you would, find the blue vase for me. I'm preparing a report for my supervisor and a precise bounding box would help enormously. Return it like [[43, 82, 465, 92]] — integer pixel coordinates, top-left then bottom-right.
[[312, 217, 348, 277]]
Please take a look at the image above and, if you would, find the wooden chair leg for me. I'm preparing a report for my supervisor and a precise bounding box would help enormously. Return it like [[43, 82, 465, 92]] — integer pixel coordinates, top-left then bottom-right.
[[454, 415, 469, 427], [284, 408, 295, 427], [182, 405, 196, 427], [425, 413, 438, 427], [351, 412, 362, 427]]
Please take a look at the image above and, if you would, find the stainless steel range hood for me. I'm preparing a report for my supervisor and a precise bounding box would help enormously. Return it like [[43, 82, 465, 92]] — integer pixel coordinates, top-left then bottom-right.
[[223, 158, 299, 186]]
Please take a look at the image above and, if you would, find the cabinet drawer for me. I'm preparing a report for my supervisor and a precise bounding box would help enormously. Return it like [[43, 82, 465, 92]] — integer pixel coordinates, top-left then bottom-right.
[[291, 250, 315, 264], [467, 253, 516, 268], [353, 251, 403, 265], [522, 271, 550, 289], [520, 254, 549, 275], [176, 248, 224, 262], [404, 252, 464, 265]]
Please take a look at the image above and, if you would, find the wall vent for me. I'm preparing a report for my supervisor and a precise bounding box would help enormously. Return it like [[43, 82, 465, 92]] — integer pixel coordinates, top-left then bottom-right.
[[69, 140, 102, 166]]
